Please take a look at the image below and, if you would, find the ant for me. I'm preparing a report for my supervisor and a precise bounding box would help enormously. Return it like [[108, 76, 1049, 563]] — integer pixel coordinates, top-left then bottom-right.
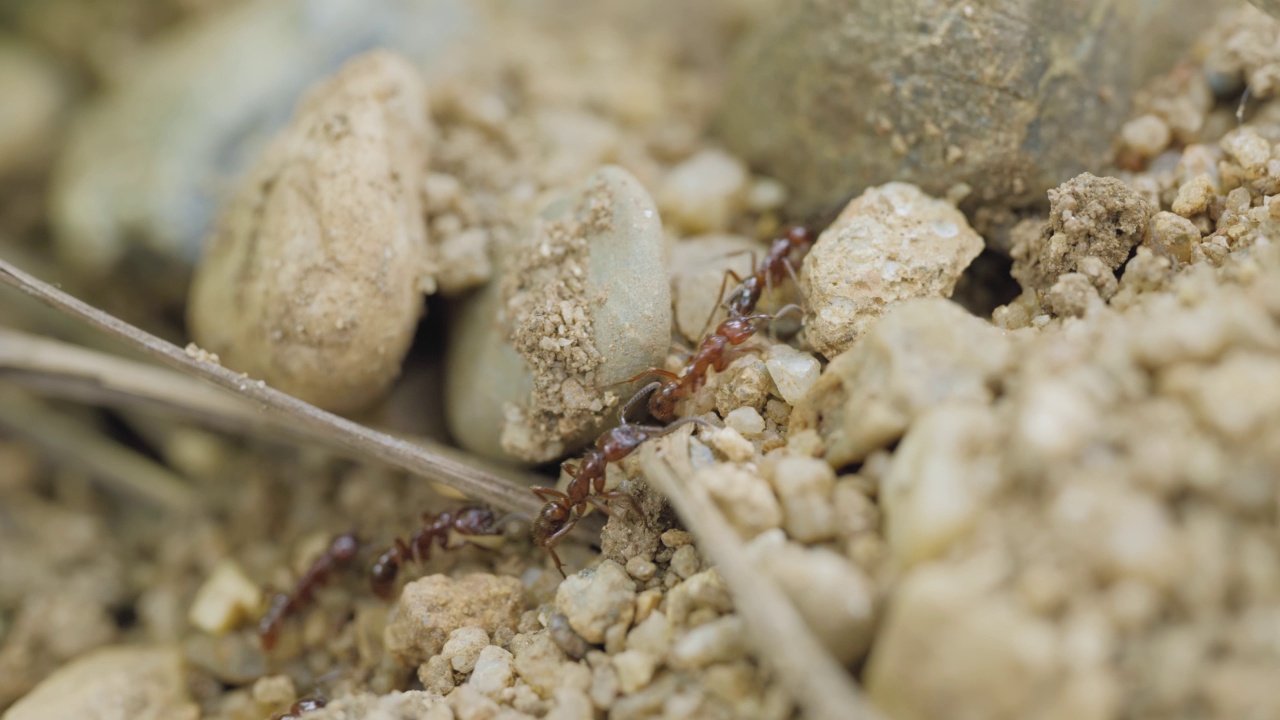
[[718, 225, 816, 320], [532, 415, 708, 577], [259, 534, 360, 651], [270, 697, 327, 720], [370, 506, 504, 599]]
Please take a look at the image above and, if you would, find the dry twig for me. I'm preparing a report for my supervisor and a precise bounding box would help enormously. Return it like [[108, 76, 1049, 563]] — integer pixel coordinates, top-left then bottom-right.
[[640, 427, 884, 720], [0, 258, 580, 530]]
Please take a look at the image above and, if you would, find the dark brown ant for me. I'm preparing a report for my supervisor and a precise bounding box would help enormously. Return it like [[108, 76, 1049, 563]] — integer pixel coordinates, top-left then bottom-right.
[[259, 534, 360, 651], [532, 416, 708, 577], [370, 506, 503, 599], [719, 225, 815, 320], [270, 697, 326, 720]]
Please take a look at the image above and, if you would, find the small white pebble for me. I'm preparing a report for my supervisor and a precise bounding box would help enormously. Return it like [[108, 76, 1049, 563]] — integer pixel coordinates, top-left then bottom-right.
[[188, 560, 262, 635], [670, 615, 748, 668], [468, 645, 514, 697], [765, 344, 821, 405], [661, 530, 694, 549], [442, 626, 490, 673], [724, 407, 766, 437], [625, 555, 657, 582]]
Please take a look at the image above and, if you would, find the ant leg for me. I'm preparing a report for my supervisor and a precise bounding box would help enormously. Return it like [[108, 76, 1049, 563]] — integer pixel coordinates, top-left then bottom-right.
[[542, 515, 582, 578], [532, 487, 571, 504], [696, 267, 747, 341], [614, 368, 681, 386], [593, 491, 644, 525]]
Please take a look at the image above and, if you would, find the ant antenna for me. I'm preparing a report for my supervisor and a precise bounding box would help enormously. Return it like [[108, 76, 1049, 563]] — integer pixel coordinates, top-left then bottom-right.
[[1237, 84, 1253, 127]]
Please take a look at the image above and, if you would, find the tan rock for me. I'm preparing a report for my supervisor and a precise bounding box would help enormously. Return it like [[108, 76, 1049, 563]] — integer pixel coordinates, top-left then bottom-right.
[[799, 183, 984, 358], [792, 298, 1012, 467], [3, 646, 197, 720], [188, 50, 431, 413], [384, 574, 525, 665]]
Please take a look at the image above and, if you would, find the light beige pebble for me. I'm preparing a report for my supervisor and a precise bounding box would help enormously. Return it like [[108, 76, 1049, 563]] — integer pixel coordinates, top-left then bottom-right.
[[1050, 480, 1183, 590], [468, 645, 515, 697], [714, 357, 773, 417], [764, 344, 822, 405], [384, 574, 525, 666], [625, 555, 657, 582], [612, 650, 658, 694], [604, 623, 629, 656], [1171, 174, 1216, 217], [657, 149, 749, 233], [661, 530, 694, 549], [792, 297, 1012, 467], [665, 570, 734, 627], [3, 646, 197, 720], [1044, 273, 1101, 318], [724, 407, 766, 437], [188, 50, 432, 414], [1147, 211, 1201, 265], [798, 182, 984, 358], [881, 403, 1004, 567], [555, 561, 637, 645], [587, 652, 619, 709], [188, 559, 263, 635], [747, 531, 876, 664], [435, 228, 492, 295], [0, 40, 67, 175], [693, 463, 783, 539], [442, 627, 490, 673], [626, 611, 673, 657], [634, 589, 663, 624], [768, 456, 837, 543], [447, 685, 505, 720], [250, 675, 296, 706], [748, 176, 788, 212], [707, 427, 755, 462], [513, 632, 575, 697], [669, 545, 701, 579], [670, 615, 749, 668], [1220, 127, 1271, 180], [419, 654, 455, 695], [545, 687, 594, 720], [1120, 114, 1172, 158]]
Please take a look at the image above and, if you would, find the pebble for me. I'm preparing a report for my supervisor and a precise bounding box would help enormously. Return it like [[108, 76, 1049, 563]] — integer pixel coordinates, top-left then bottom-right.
[[792, 297, 1012, 467], [716, 0, 1216, 217], [723, 407, 766, 438], [513, 633, 591, 697], [656, 149, 750, 234], [1120, 114, 1172, 159], [0, 39, 67, 176], [1171, 174, 1217, 217], [468, 645, 515, 697], [692, 463, 783, 539], [669, 545, 701, 580], [442, 627, 491, 674], [767, 456, 837, 543], [187, 559, 262, 635], [555, 561, 637, 645], [182, 631, 266, 685], [50, 0, 469, 273], [448, 685, 506, 720], [611, 650, 658, 694], [747, 531, 876, 664], [546, 687, 594, 720], [665, 570, 734, 627], [714, 357, 773, 417], [706, 427, 755, 463], [1011, 173, 1154, 295], [187, 50, 432, 413], [661, 530, 694, 549], [881, 403, 1004, 567], [250, 675, 296, 707], [626, 611, 674, 657], [3, 646, 197, 720], [798, 183, 985, 358], [1147, 211, 1202, 265], [624, 556, 657, 582], [383, 574, 525, 666], [669, 615, 749, 669], [419, 655, 455, 695], [761, 346, 819, 408], [446, 165, 671, 463]]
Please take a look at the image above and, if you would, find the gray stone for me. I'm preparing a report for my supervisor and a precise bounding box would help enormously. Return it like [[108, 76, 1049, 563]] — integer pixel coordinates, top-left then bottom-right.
[[716, 0, 1223, 219], [445, 165, 670, 464]]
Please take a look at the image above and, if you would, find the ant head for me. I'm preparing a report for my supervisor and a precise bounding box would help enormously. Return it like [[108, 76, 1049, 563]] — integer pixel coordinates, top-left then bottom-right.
[[369, 556, 399, 599], [332, 534, 360, 561], [651, 383, 680, 422], [721, 316, 759, 343], [531, 501, 571, 543], [786, 226, 813, 246], [456, 507, 497, 533]]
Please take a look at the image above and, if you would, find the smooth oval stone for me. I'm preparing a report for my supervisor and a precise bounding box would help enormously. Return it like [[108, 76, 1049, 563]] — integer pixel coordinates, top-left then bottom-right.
[[446, 165, 671, 465]]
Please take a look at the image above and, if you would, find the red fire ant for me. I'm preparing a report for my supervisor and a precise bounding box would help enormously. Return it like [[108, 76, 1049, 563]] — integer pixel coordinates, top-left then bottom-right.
[[719, 225, 816, 320], [532, 416, 708, 577], [259, 534, 360, 651], [370, 506, 504, 599], [270, 697, 327, 720]]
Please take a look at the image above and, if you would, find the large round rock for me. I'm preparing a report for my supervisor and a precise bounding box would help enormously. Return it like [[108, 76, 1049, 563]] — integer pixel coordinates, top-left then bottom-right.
[[717, 0, 1224, 219], [445, 166, 670, 465]]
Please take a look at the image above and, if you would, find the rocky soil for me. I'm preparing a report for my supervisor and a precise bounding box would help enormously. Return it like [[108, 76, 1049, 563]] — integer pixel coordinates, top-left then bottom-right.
[[3, 2, 1280, 720]]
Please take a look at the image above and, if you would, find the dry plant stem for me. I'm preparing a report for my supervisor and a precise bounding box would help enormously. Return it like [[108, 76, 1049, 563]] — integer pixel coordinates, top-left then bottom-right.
[[640, 429, 885, 720], [0, 383, 197, 512], [0, 259, 558, 526]]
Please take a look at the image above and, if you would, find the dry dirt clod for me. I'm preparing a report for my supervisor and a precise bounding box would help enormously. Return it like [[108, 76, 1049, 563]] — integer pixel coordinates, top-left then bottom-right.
[[799, 182, 985, 358], [383, 574, 525, 666], [445, 165, 671, 464], [442, 626, 491, 674], [792, 297, 1012, 468], [1011, 172, 1155, 296], [2, 646, 197, 720], [187, 50, 433, 414]]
